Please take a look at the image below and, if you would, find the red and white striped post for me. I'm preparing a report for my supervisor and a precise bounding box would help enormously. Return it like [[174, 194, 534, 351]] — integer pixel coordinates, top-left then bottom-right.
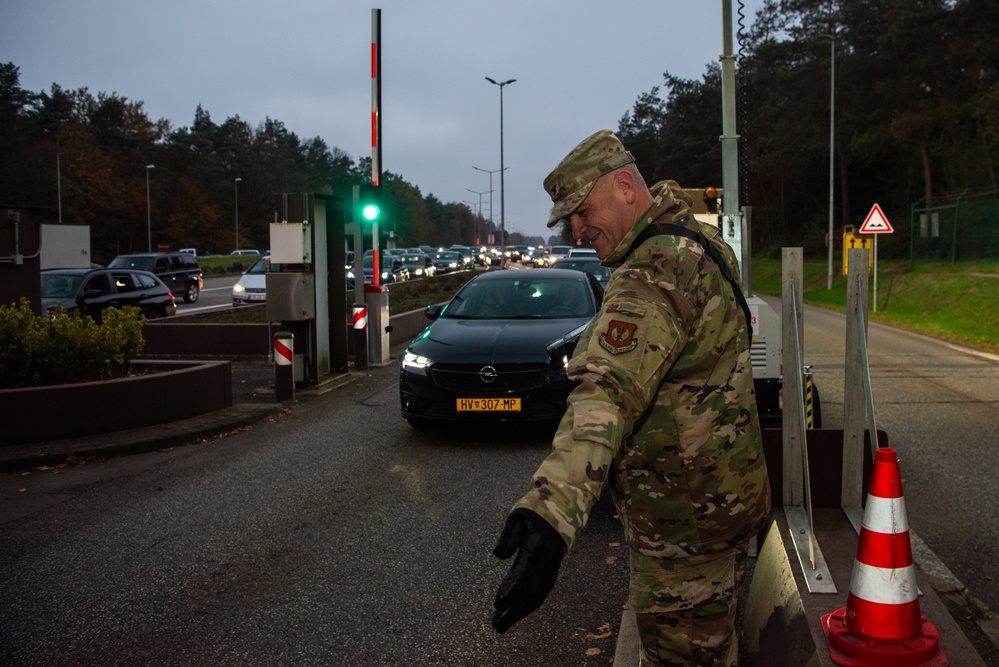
[[273, 331, 295, 401], [352, 304, 368, 370]]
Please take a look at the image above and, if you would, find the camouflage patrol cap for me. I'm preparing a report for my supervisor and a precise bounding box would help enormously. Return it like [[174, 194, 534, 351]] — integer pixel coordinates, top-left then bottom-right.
[[543, 129, 635, 228]]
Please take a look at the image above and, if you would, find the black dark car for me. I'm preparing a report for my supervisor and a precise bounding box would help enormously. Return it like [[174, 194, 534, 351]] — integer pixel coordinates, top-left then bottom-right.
[[107, 252, 203, 303], [399, 268, 603, 427], [552, 256, 615, 287], [432, 251, 462, 274], [399, 253, 435, 279], [40, 268, 177, 320]]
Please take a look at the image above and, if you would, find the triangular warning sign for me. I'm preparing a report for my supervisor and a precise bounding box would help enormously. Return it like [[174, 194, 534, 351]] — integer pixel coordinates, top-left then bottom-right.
[[859, 203, 893, 234]]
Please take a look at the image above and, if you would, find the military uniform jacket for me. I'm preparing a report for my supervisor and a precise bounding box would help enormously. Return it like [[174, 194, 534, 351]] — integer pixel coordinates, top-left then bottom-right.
[[515, 180, 771, 573]]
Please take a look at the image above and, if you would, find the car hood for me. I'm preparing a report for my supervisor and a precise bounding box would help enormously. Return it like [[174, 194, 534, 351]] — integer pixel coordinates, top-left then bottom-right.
[[410, 316, 591, 364], [235, 274, 267, 290], [40, 296, 78, 311]]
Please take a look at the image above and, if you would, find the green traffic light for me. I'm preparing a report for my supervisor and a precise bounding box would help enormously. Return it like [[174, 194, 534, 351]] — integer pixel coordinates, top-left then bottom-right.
[[362, 203, 380, 221]]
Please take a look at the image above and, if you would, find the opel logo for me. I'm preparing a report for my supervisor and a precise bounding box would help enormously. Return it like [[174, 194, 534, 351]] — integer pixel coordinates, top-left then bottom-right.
[[479, 365, 498, 383]]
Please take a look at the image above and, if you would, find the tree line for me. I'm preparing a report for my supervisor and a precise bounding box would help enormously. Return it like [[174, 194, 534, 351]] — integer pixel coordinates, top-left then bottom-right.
[[3, 0, 996, 263], [0, 67, 496, 264], [618, 0, 998, 259]]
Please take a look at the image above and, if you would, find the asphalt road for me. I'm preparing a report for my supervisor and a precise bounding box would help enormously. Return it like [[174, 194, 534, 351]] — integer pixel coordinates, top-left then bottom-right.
[[763, 295, 999, 614], [0, 358, 629, 666], [177, 274, 240, 316], [4, 291, 995, 664]]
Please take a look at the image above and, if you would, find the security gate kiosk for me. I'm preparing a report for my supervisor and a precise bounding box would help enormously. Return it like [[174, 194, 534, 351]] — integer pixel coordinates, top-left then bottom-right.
[[266, 193, 349, 386]]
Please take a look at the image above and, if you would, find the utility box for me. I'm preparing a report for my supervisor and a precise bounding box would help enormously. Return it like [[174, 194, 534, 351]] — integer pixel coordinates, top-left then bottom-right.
[[364, 283, 391, 364], [266, 272, 315, 321], [41, 224, 91, 269], [269, 222, 312, 264]]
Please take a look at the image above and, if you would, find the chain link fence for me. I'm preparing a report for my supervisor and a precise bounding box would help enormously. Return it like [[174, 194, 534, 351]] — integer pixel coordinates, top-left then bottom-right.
[[910, 190, 999, 264]]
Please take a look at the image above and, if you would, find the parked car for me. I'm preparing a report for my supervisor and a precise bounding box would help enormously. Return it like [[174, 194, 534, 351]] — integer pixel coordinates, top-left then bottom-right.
[[107, 252, 203, 303], [40, 267, 177, 320], [552, 256, 615, 286], [231, 255, 282, 306], [230, 249, 261, 257], [399, 268, 603, 427]]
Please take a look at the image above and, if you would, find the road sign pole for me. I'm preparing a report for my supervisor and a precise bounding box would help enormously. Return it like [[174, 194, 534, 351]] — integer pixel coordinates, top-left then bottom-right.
[[873, 235, 878, 313]]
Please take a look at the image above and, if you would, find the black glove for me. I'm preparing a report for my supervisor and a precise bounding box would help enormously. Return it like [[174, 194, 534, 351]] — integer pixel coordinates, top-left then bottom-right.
[[492, 508, 566, 633]]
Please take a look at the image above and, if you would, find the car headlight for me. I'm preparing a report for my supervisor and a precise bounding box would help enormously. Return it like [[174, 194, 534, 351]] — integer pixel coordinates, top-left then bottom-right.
[[402, 351, 432, 375], [232, 283, 245, 294], [347, 270, 354, 279], [448, 261, 457, 268]]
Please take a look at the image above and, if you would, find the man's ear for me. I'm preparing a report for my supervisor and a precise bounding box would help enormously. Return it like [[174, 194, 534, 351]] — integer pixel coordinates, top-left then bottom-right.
[[614, 168, 637, 204]]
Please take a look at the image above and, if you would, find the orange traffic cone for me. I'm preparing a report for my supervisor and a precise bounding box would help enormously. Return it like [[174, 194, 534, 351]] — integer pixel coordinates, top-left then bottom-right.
[[821, 447, 947, 666]]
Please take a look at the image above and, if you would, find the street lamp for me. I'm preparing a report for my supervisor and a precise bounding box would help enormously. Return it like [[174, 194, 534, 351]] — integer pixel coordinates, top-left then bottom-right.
[[485, 77, 515, 252], [145, 164, 155, 252], [466, 187, 490, 245], [472, 165, 505, 242], [234, 177, 242, 251]]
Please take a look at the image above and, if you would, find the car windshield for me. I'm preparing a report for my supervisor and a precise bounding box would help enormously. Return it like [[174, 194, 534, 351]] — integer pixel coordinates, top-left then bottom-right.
[[556, 259, 614, 283], [443, 276, 594, 320], [435, 252, 459, 261], [246, 257, 272, 274], [108, 256, 154, 271], [401, 255, 424, 264], [41, 272, 83, 298]]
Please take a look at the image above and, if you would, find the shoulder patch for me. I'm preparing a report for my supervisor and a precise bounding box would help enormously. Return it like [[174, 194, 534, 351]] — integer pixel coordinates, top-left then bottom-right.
[[600, 320, 638, 354]]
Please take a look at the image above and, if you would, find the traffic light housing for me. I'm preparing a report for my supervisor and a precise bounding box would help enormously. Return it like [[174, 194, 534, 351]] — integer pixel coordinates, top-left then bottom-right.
[[357, 185, 381, 224]]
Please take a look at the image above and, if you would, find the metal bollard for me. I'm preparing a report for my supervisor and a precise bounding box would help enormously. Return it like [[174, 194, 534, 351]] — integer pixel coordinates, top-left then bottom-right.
[[274, 331, 295, 401], [352, 304, 368, 370]]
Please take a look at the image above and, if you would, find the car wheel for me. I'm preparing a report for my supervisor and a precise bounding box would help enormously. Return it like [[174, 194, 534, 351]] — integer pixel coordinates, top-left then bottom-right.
[[184, 282, 200, 303]]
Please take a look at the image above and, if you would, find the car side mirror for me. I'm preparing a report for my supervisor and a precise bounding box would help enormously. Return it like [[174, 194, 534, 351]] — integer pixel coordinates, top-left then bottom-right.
[[547, 322, 588, 367], [82, 289, 102, 300], [424, 304, 443, 321]]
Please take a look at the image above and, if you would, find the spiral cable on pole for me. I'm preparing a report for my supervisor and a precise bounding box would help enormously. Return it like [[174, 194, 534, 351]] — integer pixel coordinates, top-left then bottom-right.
[[736, 0, 750, 209]]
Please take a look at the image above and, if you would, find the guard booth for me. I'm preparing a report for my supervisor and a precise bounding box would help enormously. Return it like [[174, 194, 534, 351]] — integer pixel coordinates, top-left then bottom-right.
[[265, 194, 349, 385]]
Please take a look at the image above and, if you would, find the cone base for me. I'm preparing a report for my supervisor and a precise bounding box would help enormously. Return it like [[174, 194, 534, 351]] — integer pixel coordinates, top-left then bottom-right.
[[822, 607, 948, 666]]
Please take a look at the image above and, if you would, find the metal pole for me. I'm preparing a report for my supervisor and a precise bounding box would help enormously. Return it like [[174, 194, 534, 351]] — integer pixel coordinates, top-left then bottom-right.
[[467, 188, 489, 245], [473, 165, 504, 242], [145, 164, 155, 252], [234, 177, 242, 251], [486, 78, 515, 252], [57, 153, 63, 224], [827, 35, 836, 289]]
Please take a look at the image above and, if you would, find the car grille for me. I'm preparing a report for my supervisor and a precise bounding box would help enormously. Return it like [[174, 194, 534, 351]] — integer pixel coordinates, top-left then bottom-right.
[[431, 363, 551, 394]]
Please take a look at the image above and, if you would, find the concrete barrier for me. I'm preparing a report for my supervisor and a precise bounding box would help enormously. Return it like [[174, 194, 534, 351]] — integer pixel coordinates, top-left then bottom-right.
[[1, 360, 232, 445], [142, 307, 435, 360]]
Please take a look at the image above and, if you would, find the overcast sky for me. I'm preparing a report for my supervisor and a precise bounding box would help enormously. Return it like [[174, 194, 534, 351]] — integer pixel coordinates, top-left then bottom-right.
[[2, 0, 765, 243]]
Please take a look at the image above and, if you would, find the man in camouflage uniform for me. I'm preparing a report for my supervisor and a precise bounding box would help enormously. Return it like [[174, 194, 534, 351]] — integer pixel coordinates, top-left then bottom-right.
[[492, 130, 770, 666]]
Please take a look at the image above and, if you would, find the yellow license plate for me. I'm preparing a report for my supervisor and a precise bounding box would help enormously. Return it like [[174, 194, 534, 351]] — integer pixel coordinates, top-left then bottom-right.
[[456, 398, 522, 412]]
